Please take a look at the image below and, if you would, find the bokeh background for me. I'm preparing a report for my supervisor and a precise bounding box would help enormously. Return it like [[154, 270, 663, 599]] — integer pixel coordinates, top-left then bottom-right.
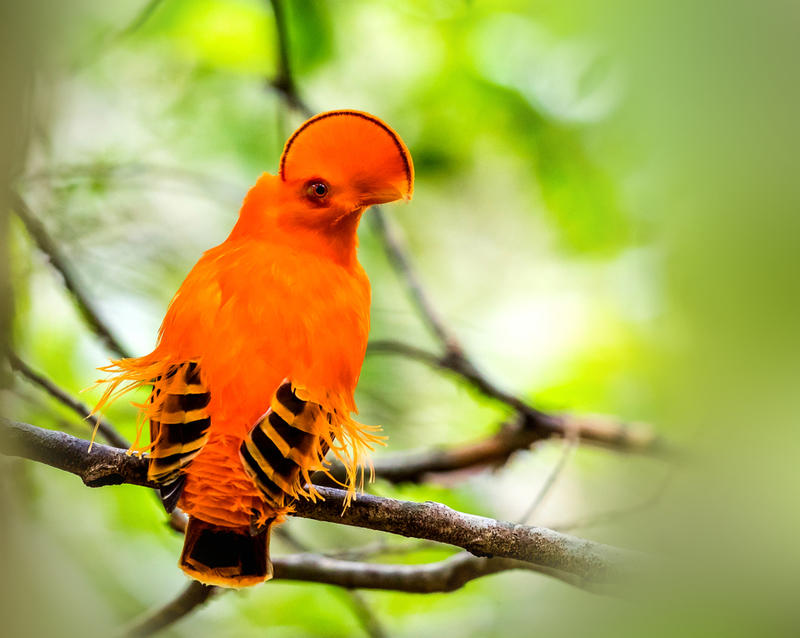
[[2, 0, 799, 637]]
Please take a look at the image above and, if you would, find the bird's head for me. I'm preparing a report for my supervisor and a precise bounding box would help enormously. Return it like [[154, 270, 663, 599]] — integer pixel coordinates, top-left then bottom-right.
[[280, 110, 413, 214], [235, 110, 413, 261]]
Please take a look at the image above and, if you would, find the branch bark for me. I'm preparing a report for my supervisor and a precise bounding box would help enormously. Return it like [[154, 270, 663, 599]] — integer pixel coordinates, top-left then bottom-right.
[[121, 550, 604, 638], [324, 412, 663, 487], [0, 417, 150, 488], [0, 417, 647, 590], [292, 487, 641, 585], [271, 551, 608, 594]]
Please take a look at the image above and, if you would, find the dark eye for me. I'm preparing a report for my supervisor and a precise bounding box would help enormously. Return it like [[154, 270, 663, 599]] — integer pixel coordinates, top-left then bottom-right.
[[309, 182, 328, 198]]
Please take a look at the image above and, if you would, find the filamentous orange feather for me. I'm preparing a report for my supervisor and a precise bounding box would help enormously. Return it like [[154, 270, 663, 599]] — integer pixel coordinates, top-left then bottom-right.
[[94, 110, 413, 588]]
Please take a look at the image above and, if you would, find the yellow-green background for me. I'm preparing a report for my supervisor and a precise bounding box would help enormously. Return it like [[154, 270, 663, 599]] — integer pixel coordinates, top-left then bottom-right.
[[2, 0, 799, 636]]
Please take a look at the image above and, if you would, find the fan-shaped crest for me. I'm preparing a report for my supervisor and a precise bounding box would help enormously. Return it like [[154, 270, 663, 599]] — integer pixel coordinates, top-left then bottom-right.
[[280, 110, 414, 201]]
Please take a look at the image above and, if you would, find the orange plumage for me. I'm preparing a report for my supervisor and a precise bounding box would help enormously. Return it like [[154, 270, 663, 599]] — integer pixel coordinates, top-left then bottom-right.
[[94, 111, 414, 587]]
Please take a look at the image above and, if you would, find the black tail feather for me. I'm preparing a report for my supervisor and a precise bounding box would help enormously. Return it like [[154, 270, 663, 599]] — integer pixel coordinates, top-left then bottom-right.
[[159, 474, 186, 513], [180, 516, 272, 588]]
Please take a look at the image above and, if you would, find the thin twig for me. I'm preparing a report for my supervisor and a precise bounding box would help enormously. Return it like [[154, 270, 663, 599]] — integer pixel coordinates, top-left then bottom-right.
[[266, 0, 313, 117], [0, 418, 648, 589], [116, 0, 167, 42], [72, 0, 168, 72], [8, 352, 130, 449], [552, 468, 677, 533], [367, 339, 546, 418], [121, 581, 217, 638], [20, 161, 245, 204], [370, 210, 463, 357], [323, 412, 663, 486], [340, 590, 389, 638], [10, 192, 131, 358], [518, 421, 580, 524]]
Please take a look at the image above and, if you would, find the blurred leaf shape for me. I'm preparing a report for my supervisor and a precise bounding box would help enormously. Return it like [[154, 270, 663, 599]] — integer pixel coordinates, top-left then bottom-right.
[[533, 121, 628, 254], [283, 0, 333, 75], [472, 13, 624, 124], [469, 15, 629, 253], [138, 0, 274, 74]]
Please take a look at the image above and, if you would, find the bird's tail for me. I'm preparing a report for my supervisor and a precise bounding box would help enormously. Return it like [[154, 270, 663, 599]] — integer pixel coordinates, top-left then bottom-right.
[[180, 516, 273, 588]]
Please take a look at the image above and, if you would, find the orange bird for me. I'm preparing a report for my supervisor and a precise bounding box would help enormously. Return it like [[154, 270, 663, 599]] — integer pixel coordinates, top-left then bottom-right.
[[95, 111, 414, 587]]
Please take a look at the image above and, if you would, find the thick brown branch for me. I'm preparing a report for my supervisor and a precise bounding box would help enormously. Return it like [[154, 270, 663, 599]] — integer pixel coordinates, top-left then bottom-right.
[[0, 418, 645, 589], [272, 551, 605, 594], [0, 417, 151, 488], [292, 487, 642, 585], [123, 551, 603, 637], [10, 192, 131, 358], [6, 359, 189, 532]]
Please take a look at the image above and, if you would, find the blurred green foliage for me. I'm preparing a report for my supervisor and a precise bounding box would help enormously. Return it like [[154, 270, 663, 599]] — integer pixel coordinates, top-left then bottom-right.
[[5, 0, 799, 637], [3, 1, 656, 636]]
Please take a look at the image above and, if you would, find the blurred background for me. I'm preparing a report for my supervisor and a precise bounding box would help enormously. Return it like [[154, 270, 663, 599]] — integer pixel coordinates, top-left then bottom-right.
[[1, 0, 799, 636]]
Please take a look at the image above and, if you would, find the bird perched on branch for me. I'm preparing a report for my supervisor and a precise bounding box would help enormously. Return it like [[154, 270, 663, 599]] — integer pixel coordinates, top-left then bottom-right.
[[94, 110, 414, 587]]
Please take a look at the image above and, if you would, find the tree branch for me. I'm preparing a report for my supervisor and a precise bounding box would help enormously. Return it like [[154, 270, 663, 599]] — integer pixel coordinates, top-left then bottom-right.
[[8, 352, 130, 449], [323, 411, 663, 487], [121, 549, 607, 637], [518, 419, 579, 524], [0, 417, 150, 488], [121, 581, 217, 638], [10, 191, 131, 358], [7, 357, 191, 533], [266, 0, 313, 118], [370, 210, 464, 357], [364, 256, 667, 463], [292, 488, 641, 585], [271, 551, 607, 595], [367, 339, 547, 418], [339, 590, 388, 638], [0, 417, 647, 590]]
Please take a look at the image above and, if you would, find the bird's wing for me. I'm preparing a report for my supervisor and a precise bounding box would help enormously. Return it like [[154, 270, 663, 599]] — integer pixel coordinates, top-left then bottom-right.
[[149, 360, 212, 512], [239, 379, 329, 510]]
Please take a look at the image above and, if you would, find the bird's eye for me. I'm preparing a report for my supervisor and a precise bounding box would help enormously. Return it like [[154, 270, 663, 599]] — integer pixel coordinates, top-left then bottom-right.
[[309, 182, 328, 198]]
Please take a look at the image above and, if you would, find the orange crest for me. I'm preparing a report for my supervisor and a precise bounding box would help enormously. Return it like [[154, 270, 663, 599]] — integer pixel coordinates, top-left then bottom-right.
[[280, 110, 414, 202]]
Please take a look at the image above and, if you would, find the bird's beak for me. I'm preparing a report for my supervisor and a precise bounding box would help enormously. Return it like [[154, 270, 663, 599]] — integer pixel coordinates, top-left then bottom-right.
[[358, 184, 407, 207]]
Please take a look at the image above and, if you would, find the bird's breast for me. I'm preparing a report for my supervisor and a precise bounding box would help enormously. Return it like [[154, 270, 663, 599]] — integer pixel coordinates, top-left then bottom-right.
[[202, 245, 371, 432]]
